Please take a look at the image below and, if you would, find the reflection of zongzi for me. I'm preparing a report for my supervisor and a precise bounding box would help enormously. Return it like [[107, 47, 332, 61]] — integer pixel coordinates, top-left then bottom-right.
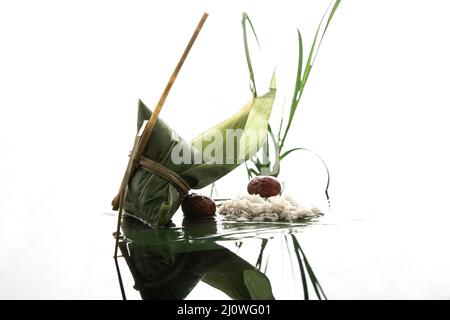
[[119, 217, 274, 300], [125, 77, 276, 227]]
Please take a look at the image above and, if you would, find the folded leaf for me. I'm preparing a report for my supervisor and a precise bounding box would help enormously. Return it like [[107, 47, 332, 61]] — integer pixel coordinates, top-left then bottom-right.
[[120, 217, 274, 300], [125, 77, 276, 227]]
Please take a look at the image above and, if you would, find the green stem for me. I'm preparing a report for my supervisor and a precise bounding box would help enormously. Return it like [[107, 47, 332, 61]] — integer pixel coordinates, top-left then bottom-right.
[[279, 0, 341, 153], [242, 13, 260, 98]]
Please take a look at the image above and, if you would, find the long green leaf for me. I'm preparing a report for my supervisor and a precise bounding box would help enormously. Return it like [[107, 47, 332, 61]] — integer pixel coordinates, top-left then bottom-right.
[[238, 74, 276, 160], [245, 162, 260, 179], [312, 0, 342, 66], [128, 74, 276, 227], [303, 0, 341, 83], [243, 270, 275, 300], [290, 234, 309, 300], [261, 124, 280, 177], [255, 239, 268, 270], [279, 147, 331, 204], [242, 12, 261, 98], [279, 0, 341, 152], [120, 217, 275, 300], [278, 29, 303, 152], [292, 235, 327, 300]]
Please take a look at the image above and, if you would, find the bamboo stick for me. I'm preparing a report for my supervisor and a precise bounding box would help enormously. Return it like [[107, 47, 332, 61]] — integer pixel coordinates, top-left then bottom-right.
[[113, 12, 209, 257]]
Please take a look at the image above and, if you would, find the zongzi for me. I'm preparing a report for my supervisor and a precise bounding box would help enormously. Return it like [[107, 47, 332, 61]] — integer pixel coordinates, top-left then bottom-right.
[[123, 75, 276, 228]]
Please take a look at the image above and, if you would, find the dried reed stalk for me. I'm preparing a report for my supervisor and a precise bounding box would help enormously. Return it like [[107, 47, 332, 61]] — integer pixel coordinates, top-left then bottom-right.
[[113, 12, 209, 257]]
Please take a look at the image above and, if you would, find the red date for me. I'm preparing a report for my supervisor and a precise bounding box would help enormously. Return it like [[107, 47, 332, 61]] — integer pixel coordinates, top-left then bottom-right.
[[182, 194, 216, 219], [247, 176, 281, 198]]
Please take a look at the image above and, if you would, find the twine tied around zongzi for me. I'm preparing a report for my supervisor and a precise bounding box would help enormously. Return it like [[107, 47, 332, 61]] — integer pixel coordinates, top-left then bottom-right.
[[111, 151, 191, 211], [138, 156, 190, 195]]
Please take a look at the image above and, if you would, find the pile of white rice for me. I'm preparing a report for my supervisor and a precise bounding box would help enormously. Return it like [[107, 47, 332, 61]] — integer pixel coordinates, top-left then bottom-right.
[[218, 194, 322, 222]]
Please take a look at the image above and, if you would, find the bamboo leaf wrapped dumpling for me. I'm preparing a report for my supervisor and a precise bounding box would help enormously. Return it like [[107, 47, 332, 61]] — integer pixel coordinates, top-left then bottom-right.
[[125, 75, 276, 227]]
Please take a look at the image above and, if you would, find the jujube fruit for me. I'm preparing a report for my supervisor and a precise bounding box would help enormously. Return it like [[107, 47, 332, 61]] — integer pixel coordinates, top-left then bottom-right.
[[247, 176, 281, 198], [182, 194, 216, 219]]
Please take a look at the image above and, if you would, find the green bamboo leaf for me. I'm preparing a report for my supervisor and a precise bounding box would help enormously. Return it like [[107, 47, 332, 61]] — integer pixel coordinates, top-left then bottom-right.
[[243, 270, 275, 300], [185, 75, 276, 188], [128, 72, 276, 227], [239, 73, 276, 159]]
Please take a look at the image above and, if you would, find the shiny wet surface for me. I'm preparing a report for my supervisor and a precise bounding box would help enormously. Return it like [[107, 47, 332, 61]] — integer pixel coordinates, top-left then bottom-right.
[[112, 205, 450, 299], [4, 0, 450, 300], [2, 203, 450, 299], [115, 215, 327, 300]]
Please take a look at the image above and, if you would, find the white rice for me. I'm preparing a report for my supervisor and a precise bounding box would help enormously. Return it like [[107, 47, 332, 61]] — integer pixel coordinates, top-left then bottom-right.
[[218, 193, 322, 222]]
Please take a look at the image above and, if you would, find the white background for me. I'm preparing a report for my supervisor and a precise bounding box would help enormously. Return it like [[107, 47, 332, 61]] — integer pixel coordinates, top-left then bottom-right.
[[1, 0, 450, 299]]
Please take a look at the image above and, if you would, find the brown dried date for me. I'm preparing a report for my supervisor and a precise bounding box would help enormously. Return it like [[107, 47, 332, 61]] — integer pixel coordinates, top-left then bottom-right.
[[181, 194, 216, 219], [247, 176, 281, 198]]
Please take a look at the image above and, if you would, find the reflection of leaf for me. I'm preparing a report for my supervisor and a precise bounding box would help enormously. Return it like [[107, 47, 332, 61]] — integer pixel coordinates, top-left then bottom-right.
[[243, 270, 274, 300], [118, 217, 324, 300], [291, 235, 327, 300], [255, 239, 268, 272], [292, 235, 309, 300], [289, 234, 327, 300], [202, 254, 274, 300], [119, 217, 274, 300]]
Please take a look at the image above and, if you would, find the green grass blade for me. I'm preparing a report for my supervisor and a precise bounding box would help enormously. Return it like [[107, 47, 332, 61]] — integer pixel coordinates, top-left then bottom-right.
[[290, 234, 309, 300], [267, 125, 280, 177], [292, 236, 327, 300], [277, 94, 287, 142], [279, 29, 303, 151], [284, 235, 297, 283], [279, 147, 331, 205], [242, 13, 261, 98], [304, 0, 341, 83], [245, 162, 254, 179], [312, 0, 342, 66], [255, 239, 268, 270], [279, 0, 341, 152]]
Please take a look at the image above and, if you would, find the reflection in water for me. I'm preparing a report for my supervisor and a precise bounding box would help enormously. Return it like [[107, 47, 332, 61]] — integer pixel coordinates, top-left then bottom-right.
[[114, 216, 325, 300]]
